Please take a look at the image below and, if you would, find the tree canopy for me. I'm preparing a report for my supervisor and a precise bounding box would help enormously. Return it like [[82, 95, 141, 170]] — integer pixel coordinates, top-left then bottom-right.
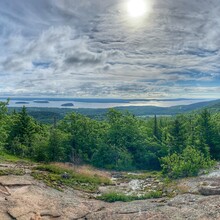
[[0, 102, 219, 177]]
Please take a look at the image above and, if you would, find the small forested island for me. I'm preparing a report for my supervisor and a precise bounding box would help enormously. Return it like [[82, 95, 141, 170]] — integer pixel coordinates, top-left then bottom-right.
[[1, 100, 220, 219], [15, 101, 29, 104], [33, 100, 49, 103], [61, 103, 74, 107]]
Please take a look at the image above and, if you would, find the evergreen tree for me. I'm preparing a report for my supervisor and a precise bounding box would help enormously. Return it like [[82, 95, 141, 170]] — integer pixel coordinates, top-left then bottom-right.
[[92, 144, 133, 170], [59, 112, 107, 162], [186, 115, 196, 147], [0, 100, 9, 149], [153, 115, 161, 141], [198, 109, 220, 158], [6, 106, 37, 156], [47, 128, 71, 162], [169, 118, 185, 154]]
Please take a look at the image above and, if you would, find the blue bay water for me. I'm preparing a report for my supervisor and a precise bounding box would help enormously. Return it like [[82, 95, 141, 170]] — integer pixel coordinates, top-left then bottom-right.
[[0, 97, 210, 109]]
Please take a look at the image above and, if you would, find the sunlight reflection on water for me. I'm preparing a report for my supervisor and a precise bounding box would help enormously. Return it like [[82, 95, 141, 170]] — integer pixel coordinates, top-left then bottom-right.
[[0, 98, 209, 109]]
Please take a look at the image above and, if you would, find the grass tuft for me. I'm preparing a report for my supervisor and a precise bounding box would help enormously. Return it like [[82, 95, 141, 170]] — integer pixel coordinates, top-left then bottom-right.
[[124, 171, 162, 180], [0, 151, 32, 164], [0, 169, 25, 176], [97, 190, 162, 203], [32, 164, 111, 192]]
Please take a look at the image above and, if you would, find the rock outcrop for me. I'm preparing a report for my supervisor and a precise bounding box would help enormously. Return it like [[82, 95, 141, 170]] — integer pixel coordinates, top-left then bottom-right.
[[1, 162, 220, 220]]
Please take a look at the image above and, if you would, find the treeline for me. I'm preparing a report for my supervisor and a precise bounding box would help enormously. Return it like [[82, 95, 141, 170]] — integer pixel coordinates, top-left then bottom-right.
[[1, 100, 220, 177]]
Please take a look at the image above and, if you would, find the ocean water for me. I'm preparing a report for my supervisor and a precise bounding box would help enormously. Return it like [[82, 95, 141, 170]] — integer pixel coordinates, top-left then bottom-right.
[[0, 97, 209, 109]]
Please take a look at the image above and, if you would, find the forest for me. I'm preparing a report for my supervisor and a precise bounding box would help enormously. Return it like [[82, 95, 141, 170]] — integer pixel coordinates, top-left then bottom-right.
[[1, 100, 220, 179]]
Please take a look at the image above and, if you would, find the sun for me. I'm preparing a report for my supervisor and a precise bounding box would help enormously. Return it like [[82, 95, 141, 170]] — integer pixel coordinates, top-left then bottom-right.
[[127, 0, 149, 18]]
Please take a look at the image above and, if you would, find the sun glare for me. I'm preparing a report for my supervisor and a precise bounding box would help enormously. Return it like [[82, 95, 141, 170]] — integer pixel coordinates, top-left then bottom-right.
[[127, 0, 149, 18]]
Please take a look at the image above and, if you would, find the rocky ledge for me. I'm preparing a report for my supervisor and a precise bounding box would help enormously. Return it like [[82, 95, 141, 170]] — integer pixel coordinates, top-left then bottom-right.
[[1, 162, 220, 220]]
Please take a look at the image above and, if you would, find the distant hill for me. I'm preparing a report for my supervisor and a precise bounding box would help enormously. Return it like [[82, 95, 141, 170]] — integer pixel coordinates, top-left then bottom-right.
[[8, 99, 220, 123], [205, 100, 220, 112], [116, 99, 220, 116]]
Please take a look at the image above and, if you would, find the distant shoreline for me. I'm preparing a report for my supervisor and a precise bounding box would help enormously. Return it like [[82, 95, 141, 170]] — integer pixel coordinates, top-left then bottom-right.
[[0, 97, 216, 109]]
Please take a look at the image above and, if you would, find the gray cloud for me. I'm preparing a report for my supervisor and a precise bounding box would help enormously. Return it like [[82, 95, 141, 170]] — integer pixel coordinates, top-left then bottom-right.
[[0, 0, 220, 98]]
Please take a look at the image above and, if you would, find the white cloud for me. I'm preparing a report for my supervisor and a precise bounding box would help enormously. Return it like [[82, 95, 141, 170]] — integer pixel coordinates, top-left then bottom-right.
[[0, 0, 220, 98]]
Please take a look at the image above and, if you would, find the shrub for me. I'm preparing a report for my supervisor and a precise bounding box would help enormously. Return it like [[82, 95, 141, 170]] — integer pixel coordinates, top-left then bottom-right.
[[92, 144, 134, 171], [98, 192, 132, 202], [161, 146, 215, 179]]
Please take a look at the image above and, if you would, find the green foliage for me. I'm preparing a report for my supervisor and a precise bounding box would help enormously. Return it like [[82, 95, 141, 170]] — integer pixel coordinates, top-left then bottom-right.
[[210, 113, 220, 159], [6, 106, 41, 157], [124, 171, 161, 180], [1, 104, 219, 174], [198, 109, 220, 159], [161, 146, 215, 179], [98, 192, 132, 202], [31, 133, 50, 162], [169, 117, 186, 154], [106, 109, 144, 153], [59, 112, 107, 162], [0, 169, 25, 176], [153, 115, 161, 141], [47, 129, 71, 162], [97, 190, 162, 202], [134, 145, 160, 170], [92, 144, 134, 170], [106, 109, 162, 170], [0, 100, 10, 150], [0, 151, 31, 163], [0, 99, 9, 117]]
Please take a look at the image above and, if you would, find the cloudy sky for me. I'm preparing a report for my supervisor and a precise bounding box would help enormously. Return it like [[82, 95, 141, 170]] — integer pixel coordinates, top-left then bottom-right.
[[0, 0, 220, 98]]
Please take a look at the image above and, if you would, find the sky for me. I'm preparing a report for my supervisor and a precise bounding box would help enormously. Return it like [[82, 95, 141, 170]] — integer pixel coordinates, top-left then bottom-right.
[[0, 0, 220, 99]]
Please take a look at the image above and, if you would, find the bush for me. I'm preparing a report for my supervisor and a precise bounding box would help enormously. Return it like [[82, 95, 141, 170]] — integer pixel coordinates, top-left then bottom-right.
[[161, 146, 215, 179], [92, 144, 134, 170], [98, 192, 132, 202]]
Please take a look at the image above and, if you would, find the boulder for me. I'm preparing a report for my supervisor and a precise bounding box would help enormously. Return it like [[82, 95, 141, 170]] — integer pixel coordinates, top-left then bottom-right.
[[199, 186, 220, 196]]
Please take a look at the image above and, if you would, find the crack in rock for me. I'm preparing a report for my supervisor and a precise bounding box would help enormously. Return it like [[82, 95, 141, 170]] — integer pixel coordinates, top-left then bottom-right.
[[0, 185, 11, 196], [72, 206, 106, 220]]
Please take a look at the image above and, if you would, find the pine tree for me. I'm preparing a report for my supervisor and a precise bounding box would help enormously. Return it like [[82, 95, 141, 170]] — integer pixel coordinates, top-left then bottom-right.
[[169, 118, 184, 153], [0, 100, 9, 149], [198, 109, 220, 158], [7, 106, 36, 156], [153, 115, 160, 141]]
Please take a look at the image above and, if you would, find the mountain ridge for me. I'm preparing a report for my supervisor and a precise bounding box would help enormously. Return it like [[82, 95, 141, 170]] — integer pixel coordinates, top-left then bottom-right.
[[7, 99, 220, 123]]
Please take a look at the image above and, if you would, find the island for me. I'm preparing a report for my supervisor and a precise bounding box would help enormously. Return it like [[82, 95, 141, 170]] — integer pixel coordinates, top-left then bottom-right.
[[33, 100, 49, 103], [61, 103, 74, 107], [15, 102, 29, 104]]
